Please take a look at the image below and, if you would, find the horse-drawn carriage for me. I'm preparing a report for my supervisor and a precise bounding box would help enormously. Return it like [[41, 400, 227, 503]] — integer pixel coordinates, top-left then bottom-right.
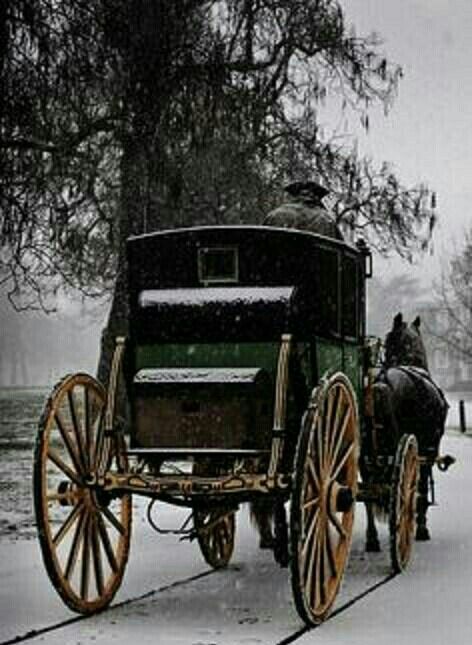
[[33, 224, 449, 625]]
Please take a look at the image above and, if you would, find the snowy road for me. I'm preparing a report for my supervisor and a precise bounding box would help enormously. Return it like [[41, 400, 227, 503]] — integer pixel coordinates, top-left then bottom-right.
[[1, 432, 471, 645]]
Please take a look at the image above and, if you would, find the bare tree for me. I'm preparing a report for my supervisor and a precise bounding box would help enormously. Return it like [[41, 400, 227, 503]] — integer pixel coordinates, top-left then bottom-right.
[[428, 232, 472, 364], [1, 0, 438, 382]]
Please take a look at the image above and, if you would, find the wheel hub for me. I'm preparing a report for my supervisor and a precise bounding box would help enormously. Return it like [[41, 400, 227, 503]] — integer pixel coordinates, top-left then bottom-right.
[[57, 480, 77, 506], [328, 481, 354, 514]]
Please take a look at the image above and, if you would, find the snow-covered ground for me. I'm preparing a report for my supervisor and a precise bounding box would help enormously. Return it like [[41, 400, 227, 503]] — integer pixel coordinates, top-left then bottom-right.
[[0, 431, 470, 645]]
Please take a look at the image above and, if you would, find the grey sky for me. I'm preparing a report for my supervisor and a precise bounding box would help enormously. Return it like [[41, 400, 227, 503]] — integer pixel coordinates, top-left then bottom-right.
[[343, 0, 472, 279]]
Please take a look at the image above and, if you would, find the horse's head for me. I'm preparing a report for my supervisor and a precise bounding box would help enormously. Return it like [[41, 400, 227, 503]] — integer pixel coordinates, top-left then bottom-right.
[[385, 313, 429, 370]]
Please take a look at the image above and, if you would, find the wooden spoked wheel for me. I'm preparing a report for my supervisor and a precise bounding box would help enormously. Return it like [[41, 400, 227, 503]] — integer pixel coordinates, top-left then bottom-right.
[[34, 373, 132, 614], [192, 460, 236, 569], [290, 373, 359, 625], [194, 508, 236, 569], [389, 434, 418, 573]]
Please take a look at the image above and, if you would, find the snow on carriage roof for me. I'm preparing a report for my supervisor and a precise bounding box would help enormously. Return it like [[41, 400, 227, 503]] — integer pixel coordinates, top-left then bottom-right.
[[138, 286, 295, 308]]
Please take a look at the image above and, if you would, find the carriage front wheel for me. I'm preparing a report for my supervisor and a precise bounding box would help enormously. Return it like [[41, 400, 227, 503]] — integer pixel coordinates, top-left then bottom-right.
[[34, 373, 132, 614], [194, 508, 236, 569], [290, 373, 359, 625], [389, 434, 418, 573]]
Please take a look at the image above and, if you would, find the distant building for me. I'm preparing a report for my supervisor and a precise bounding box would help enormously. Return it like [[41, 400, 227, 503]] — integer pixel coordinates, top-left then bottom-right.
[[417, 303, 472, 390]]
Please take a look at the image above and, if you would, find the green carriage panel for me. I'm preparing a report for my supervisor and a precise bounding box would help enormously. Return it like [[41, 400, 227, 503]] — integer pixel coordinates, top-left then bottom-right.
[[135, 342, 280, 374], [315, 339, 362, 402]]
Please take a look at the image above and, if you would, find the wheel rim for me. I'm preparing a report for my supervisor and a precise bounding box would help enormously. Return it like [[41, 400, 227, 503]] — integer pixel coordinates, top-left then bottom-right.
[[194, 508, 235, 569], [291, 374, 358, 625], [34, 374, 131, 614], [390, 435, 418, 572]]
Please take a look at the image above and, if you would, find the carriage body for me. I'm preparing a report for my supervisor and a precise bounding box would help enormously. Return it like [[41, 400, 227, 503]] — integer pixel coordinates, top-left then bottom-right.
[[126, 225, 366, 463], [34, 224, 428, 625]]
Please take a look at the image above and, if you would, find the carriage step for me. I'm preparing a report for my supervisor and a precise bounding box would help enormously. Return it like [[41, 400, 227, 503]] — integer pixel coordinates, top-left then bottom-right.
[[126, 448, 270, 458]]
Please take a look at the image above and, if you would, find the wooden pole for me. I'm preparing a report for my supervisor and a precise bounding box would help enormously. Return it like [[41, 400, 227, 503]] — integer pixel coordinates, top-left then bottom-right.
[[459, 400, 467, 433]]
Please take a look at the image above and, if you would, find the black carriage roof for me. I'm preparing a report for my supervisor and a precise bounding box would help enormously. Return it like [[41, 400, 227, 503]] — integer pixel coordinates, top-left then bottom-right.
[[127, 225, 367, 343], [127, 224, 360, 254]]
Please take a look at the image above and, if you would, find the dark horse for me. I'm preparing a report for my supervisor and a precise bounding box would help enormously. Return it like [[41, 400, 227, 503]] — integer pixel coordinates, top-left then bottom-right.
[[364, 313, 449, 551]]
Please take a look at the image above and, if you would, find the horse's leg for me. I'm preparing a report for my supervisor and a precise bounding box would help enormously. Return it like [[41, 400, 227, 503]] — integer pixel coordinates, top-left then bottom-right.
[[250, 498, 275, 549], [416, 463, 431, 541], [365, 502, 381, 552], [273, 500, 289, 566]]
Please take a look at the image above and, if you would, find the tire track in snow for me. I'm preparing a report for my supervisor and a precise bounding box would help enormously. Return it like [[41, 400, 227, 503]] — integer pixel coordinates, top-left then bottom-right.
[[275, 573, 397, 645], [0, 567, 219, 645]]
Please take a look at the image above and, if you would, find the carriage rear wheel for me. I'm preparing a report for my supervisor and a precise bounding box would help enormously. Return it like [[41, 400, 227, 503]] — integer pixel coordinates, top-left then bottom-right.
[[290, 373, 359, 625], [193, 508, 236, 569], [34, 373, 132, 614], [389, 434, 418, 573], [192, 461, 236, 569]]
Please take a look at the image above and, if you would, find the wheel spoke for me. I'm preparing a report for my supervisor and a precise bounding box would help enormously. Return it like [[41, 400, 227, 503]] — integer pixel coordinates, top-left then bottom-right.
[[329, 405, 351, 473], [302, 507, 320, 560], [65, 507, 87, 581], [303, 495, 320, 511], [91, 511, 105, 597], [326, 387, 344, 459], [321, 529, 332, 600], [325, 526, 337, 578], [54, 411, 84, 476], [322, 390, 335, 470], [94, 427, 110, 474], [312, 528, 324, 610], [304, 518, 321, 597], [53, 501, 83, 546], [328, 512, 347, 540], [47, 448, 82, 486], [307, 457, 321, 491], [331, 440, 355, 482], [96, 512, 119, 573], [90, 408, 104, 470], [100, 505, 126, 536], [80, 513, 91, 600], [68, 390, 87, 473]]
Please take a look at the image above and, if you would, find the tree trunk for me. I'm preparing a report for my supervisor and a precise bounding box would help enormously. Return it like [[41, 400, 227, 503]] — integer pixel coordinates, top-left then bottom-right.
[[96, 137, 149, 418]]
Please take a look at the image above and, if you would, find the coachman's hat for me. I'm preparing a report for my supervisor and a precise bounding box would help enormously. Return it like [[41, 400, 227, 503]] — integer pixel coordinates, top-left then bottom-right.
[[284, 180, 329, 201]]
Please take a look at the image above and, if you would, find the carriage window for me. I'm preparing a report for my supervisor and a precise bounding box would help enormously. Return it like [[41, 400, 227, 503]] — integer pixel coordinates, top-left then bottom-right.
[[198, 247, 239, 284], [342, 255, 358, 338]]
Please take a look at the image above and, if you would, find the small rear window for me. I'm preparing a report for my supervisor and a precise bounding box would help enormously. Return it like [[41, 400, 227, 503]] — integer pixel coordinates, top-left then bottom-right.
[[198, 247, 239, 284]]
